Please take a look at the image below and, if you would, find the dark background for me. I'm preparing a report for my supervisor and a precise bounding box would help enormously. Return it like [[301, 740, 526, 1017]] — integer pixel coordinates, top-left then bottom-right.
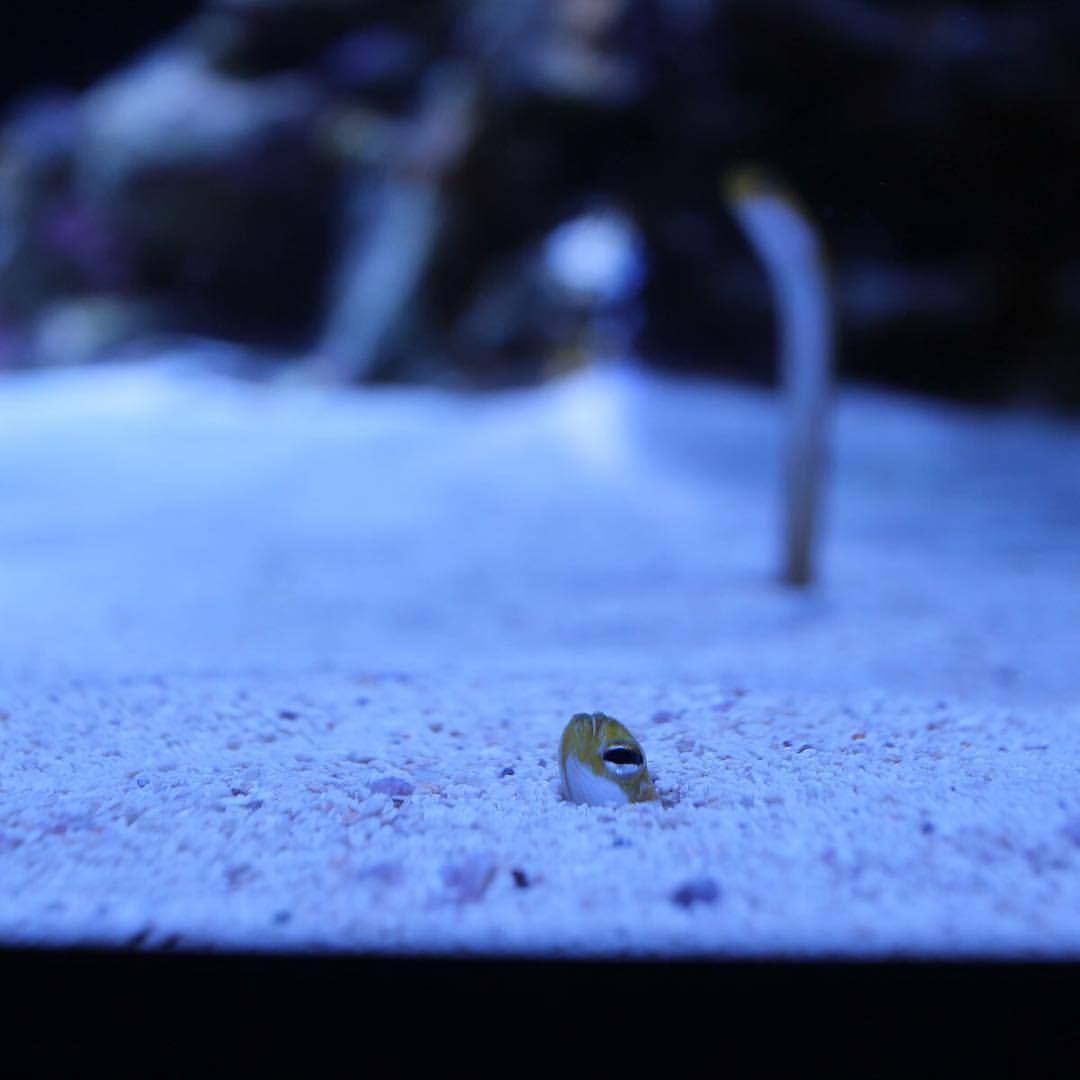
[[4, 947, 1080, 1074], [2, 1, 1079, 407], [1, 2, 193, 104]]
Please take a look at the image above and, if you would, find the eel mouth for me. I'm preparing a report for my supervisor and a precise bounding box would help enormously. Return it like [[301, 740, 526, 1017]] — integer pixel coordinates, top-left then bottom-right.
[[602, 745, 643, 768]]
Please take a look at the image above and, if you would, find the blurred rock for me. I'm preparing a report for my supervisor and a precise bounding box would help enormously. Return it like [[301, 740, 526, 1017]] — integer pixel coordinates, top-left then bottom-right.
[[29, 295, 163, 368], [76, 47, 336, 344], [192, 0, 441, 88], [369, 776, 414, 797], [321, 27, 422, 100], [2, 91, 79, 180], [441, 854, 497, 903], [80, 49, 318, 189], [670, 876, 721, 908], [0, 92, 90, 319]]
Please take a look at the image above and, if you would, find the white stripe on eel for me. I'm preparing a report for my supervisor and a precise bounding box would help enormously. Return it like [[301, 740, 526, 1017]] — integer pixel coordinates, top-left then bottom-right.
[[562, 753, 631, 806]]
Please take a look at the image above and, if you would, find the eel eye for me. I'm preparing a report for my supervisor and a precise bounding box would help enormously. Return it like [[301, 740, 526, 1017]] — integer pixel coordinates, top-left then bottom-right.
[[603, 746, 643, 768]]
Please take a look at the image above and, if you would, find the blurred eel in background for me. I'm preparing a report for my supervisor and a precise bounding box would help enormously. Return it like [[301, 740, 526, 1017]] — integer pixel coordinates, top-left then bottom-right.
[[726, 167, 833, 588]]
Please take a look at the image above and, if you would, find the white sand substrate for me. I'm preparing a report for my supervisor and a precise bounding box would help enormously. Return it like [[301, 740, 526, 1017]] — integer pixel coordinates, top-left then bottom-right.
[[1, 357, 1078, 956]]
